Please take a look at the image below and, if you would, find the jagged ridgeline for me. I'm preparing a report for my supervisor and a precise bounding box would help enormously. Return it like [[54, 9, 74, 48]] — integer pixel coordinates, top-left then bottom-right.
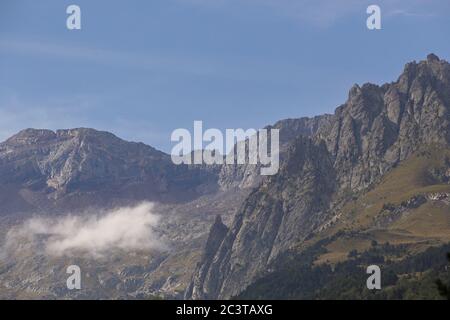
[[186, 54, 450, 300], [1, 55, 450, 299]]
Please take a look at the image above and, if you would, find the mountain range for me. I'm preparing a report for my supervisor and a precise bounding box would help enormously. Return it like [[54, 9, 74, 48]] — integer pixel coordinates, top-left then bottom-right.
[[1, 54, 450, 299]]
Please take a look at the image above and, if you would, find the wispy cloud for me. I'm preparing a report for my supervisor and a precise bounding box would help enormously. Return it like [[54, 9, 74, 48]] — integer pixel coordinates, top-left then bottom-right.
[[0, 92, 170, 150], [177, 0, 446, 27], [386, 9, 436, 18], [0, 37, 218, 76], [0, 92, 99, 142], [0, 35, 296, 83], [178, 0, 363, 27]]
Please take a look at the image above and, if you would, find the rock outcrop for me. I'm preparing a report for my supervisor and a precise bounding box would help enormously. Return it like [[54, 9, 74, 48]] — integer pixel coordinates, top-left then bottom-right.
[[184, 215, 229, 299], [187, 54, 450, 299]]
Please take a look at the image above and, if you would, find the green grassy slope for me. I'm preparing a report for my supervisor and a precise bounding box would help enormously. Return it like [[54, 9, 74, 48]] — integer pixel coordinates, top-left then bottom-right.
[[238, 145, 450, 299]]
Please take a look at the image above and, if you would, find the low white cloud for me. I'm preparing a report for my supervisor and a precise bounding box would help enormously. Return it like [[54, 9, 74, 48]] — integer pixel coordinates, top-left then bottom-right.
[[4, 202, 167, 258]]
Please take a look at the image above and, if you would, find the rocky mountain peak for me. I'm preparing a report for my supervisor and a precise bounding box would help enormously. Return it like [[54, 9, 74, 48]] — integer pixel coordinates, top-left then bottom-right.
[[187, 54, 450, 300], [398, 54, 450, 92], [2, 128, 138, 153], [55, 127, 116, 139], [0, 126, 222, 214], [427, 53, 440, 63], [3, 129, 57, 146]]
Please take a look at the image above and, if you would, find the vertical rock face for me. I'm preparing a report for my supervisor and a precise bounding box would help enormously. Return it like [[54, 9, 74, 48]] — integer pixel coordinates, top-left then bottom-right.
[[187, 54, 450, 299], [189, 136, 336, 299], [184, 215, 229, 299], [218, 115, 334, 190], [319, 54, 450, 192]]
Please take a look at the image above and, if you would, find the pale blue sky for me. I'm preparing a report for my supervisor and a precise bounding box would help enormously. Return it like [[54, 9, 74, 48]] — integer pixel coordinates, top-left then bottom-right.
[[0, 0, 449, 152]]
